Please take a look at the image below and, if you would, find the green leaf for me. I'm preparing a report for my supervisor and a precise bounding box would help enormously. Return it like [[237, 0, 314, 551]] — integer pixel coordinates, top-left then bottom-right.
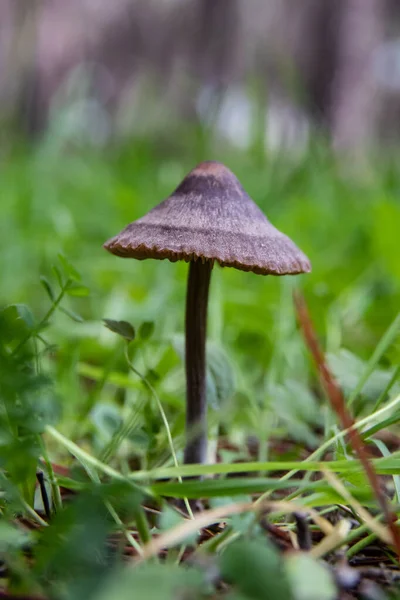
[[207, 341, 236, 410], [94, 565, 204, 600], [60, 306, 84, 323], [138, 320, 155, 341], [13, 303, 35, 329], [77, 362, 142, 391], [270, 380, 320, 446], [172, 335, 235, 410], [91, 403, 122, 440], [151, 476, 375, 504], [328, 349, 400, 403], [52, 264, 63, 287], [34, 488, 113, 595], [55, 476, 89, 492], [40, 276, 55, 301], [150, 476, 327, 499], [103, 319, 135, 341], [0, 522, 32, 552], [220, 539, 292, 599], [126, 429, 150, 453], [131, 455, 400, 481], [285, 553, 336, 600], [0, 304, 35, 345], [58, 253, 81, 282], [66, 284, 90, 297]]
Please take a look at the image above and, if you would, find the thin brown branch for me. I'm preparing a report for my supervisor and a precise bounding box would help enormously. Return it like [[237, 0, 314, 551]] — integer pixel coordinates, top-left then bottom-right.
[[293, 290, 400, 561]]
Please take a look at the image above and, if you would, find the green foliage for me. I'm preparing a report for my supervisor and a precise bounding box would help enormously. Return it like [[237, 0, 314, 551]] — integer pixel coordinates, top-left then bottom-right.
[[103, 318, 136, 342], [220, 538, 292, 599], [172, 334, 236, 410], [1, 139, 400, 597], [138, 320, 155, 341], [285, 553, 336, 600], [94, 564, 204, 600], [0, 521, 32, 553]]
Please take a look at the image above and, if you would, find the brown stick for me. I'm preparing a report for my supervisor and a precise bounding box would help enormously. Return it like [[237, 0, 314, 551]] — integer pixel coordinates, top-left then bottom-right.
[[294, 290, 400, 561]]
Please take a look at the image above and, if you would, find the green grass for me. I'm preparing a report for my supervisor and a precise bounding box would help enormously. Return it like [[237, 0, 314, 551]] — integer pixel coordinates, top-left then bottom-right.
[[2, 135, 400, 599]]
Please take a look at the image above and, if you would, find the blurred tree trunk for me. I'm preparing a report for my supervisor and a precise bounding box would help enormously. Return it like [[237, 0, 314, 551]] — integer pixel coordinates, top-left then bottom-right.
[[185, 0, 240, 124], [1, 0, 40, 135], [331, 0, 384, 156], [194, 0, 239, 85], [272, 0, 340, 126]]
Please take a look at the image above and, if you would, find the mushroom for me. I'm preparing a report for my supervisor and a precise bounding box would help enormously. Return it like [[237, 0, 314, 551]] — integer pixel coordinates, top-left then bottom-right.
[[104, 161, 311, 465]]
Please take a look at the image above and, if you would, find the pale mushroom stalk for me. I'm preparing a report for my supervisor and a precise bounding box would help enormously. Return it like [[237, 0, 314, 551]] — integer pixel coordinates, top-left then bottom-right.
[[184, 260, 213, 465]]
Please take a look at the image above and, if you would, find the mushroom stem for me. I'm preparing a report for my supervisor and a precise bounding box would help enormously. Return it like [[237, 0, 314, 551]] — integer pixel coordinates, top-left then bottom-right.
[[184, 259, 213, 465]]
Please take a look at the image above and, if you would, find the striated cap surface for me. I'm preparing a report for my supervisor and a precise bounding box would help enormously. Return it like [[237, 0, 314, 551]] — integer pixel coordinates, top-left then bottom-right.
[[104, 161, 311, 275]]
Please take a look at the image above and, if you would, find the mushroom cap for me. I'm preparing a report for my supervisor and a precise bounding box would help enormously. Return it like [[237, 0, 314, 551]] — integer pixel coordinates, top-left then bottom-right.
[[104, 161, 311, 275]]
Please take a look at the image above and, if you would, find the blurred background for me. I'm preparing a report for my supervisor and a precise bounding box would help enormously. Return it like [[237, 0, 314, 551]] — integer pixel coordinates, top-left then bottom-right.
[[3, 0, 400, 152], [2, 0, 400, 446]]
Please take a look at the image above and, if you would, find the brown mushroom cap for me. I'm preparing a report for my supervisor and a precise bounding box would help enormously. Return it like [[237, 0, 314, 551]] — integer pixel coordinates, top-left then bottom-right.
[[104, 161, 311, 275]]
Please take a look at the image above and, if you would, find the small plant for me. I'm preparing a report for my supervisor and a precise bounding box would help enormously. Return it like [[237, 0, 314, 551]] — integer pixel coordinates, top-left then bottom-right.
[[0, 254, 89, 519]]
